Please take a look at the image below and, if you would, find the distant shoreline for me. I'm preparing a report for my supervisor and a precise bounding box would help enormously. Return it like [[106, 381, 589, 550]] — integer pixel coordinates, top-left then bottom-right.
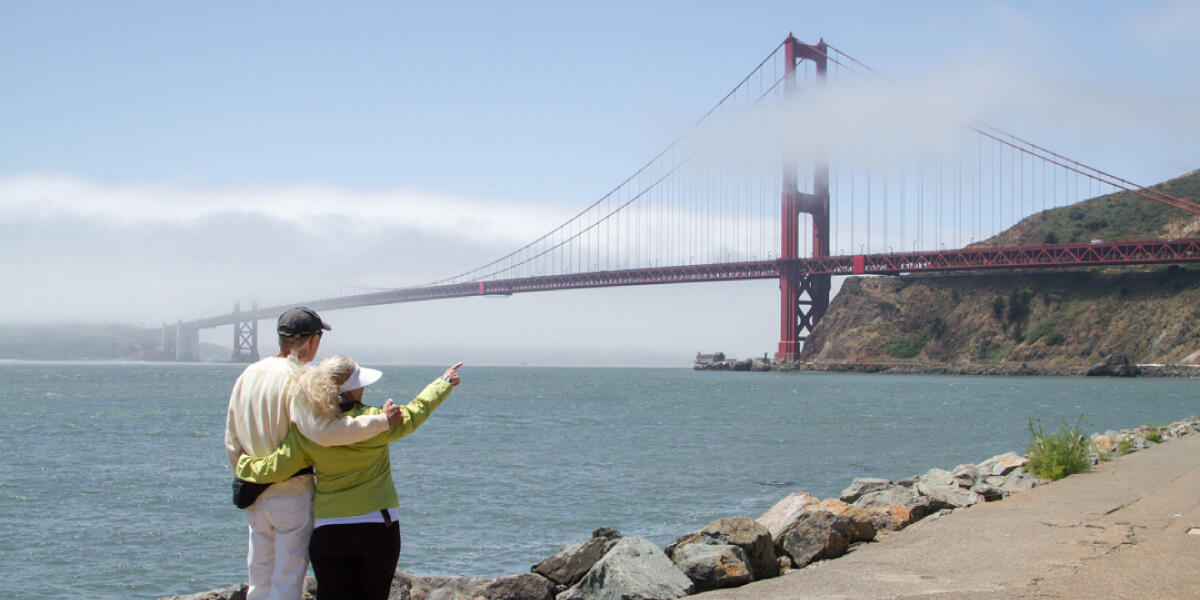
[[772, 361, 1200, 377], [694, 354, 1200, 377]]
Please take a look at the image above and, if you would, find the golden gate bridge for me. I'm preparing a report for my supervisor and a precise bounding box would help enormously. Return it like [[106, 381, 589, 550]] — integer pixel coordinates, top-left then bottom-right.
[[157, 35, 1200, 362]]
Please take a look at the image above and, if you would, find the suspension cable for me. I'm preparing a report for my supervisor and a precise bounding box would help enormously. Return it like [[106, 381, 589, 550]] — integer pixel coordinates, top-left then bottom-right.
[[422, 41, 788, 286]]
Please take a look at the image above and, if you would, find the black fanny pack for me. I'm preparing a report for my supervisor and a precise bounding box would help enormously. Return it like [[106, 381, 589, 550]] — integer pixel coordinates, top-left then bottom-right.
[[232, 467, 314, 509]]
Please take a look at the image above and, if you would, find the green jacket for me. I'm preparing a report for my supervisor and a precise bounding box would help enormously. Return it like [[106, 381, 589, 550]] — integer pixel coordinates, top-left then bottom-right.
[[236, 379, 452, 519]]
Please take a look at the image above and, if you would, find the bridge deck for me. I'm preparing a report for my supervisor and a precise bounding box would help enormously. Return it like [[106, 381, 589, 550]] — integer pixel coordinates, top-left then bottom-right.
[[187, 237, 1200, 329]]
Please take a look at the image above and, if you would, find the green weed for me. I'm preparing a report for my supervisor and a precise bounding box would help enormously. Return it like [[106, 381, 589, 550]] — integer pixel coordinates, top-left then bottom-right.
[[1141, 423, 1163, 444], [1026, 416, 1090, 481]]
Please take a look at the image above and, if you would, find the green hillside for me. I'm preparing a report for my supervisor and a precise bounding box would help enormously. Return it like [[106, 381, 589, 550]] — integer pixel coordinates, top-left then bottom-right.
[[979, 169, 1200, 246], [799, 169, 1200, 370]]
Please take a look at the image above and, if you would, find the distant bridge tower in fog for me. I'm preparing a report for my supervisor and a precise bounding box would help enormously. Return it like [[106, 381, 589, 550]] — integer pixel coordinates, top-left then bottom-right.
[[161, 320, 199, 362], [230, 302, 259, 362], [153, 34, 1200, 362], [157, 302, 258, 362], [776, 36, 831, 361]]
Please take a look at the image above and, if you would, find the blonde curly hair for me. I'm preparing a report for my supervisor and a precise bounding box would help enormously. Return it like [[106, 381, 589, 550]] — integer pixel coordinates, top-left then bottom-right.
[[291, 355, 357, 423]]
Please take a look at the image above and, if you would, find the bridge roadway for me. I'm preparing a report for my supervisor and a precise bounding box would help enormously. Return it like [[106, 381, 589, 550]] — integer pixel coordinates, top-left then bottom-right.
[[187, 237, 1200, 330]]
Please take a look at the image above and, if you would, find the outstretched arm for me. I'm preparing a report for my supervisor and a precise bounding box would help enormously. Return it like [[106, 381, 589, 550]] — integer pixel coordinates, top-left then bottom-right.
[[384, 363, 463, 442]]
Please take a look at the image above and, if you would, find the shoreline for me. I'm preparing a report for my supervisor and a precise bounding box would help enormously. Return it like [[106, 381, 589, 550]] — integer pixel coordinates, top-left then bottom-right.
[[165, 415, 1200, 600], [772, 361, 1200, 377], [695, 355, 1200, 377]]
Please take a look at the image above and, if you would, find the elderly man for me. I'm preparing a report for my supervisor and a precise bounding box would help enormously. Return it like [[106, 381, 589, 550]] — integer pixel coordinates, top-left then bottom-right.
[[225, 307, 404, 600]]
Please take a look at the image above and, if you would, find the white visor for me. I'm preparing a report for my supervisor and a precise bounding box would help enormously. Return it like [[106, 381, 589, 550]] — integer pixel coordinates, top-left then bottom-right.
[[339, 365, 382, 393]]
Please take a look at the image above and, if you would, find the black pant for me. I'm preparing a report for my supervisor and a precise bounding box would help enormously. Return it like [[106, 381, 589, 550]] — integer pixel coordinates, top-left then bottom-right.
[[309, 521, 402, 600]]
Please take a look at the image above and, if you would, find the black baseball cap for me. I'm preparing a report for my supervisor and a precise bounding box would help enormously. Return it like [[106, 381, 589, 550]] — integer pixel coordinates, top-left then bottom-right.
[[277, 307, 332, 337]]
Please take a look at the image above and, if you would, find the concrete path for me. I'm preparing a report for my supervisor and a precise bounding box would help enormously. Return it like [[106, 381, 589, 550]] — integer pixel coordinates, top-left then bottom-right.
[[696, 432, 1200, 600]]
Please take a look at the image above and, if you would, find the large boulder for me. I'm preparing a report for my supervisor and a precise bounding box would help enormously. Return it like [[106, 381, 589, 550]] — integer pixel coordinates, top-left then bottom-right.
[[862, 503, 930, 531], [967, 482, 1003, 503], [915, 467, 977, 509], [532, 527, 622, 587], [977, 451, 1028, 476], [407, 573, 553, 600], [1087, 353, 1140, 376], [951, 464, 978, 489], [558, 537, 693, 600], [756, 492, 820, 538], [665, 516, 778, 582], [838, 477, 893, 503], [389, 572, 413, 600], [774, 510, 855, 568], [991, 471, 1041, 495], [160, 585, 248, 600], [851, 484, 925, 509], [1168, 417, 1200, 438], [669, 543, 751, 592], [814, 499, 877, 543]]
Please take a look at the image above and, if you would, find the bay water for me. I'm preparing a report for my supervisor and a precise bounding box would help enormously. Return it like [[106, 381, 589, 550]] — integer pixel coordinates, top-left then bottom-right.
[[1, 361, 1196, 599]]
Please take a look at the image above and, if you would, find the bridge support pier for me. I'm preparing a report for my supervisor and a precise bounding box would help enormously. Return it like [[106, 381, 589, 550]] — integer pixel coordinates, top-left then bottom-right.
[[230, 302, 260, 363], [160, 323, 171, 356], [175, 320, 200, 362], [776, 35, 830, 363]]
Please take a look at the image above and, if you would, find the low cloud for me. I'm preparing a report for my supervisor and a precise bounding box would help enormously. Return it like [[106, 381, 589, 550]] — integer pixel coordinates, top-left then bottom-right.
[[735, 61, 1177, 166], [688, 44, 1199, 198], [0, 174, 564, 247], [0, 175, 578, 323]]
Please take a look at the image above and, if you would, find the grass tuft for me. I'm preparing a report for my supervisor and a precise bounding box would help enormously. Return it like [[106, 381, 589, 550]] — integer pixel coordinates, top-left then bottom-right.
[[1141, 423, 1163, 444], [1026, 416, 1090, 481]]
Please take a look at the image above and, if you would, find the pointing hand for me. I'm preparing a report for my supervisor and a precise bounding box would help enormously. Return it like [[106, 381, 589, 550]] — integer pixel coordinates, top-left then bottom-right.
[[442, 362, 464, 387]]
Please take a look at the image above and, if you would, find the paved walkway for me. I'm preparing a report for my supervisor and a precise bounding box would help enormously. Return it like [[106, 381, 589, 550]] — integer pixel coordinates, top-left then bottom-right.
[[696, 432, 1200, 600]]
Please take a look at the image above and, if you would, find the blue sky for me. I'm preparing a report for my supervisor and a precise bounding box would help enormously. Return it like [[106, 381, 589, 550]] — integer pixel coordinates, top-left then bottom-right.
[[3, 1, 1198, 366]]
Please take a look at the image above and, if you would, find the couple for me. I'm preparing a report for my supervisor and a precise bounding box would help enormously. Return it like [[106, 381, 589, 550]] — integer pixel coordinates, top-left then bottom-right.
[[224, 307, 462, 600]]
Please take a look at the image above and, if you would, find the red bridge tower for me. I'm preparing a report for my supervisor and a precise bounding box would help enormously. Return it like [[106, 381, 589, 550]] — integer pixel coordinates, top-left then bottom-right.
[[776, 36, 830, 362]]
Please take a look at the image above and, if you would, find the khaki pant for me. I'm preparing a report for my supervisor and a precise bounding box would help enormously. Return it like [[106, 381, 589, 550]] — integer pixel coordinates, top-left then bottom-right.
[[246, 492, 314, 600]]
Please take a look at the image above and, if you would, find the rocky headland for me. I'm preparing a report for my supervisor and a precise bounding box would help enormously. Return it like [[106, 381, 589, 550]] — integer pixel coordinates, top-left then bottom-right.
[[764, 169, 1200, 376], [164, 416, 1200, 600]]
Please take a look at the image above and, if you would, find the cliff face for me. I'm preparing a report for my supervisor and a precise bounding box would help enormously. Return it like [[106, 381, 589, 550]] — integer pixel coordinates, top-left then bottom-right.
[[798, 170, 1200, 368], [799, 268, 1200, 367]]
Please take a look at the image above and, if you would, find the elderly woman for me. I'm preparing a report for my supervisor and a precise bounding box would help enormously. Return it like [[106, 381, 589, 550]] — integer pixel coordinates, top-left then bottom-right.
[[237, 356, 462, 600]]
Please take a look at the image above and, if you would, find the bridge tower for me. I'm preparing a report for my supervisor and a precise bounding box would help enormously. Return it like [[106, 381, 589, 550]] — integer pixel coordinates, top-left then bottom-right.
[[776, 35, 830, 362], [160, 323, 171, 357], [175, 320, 200, 362], [230, 302, 260, 363]]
